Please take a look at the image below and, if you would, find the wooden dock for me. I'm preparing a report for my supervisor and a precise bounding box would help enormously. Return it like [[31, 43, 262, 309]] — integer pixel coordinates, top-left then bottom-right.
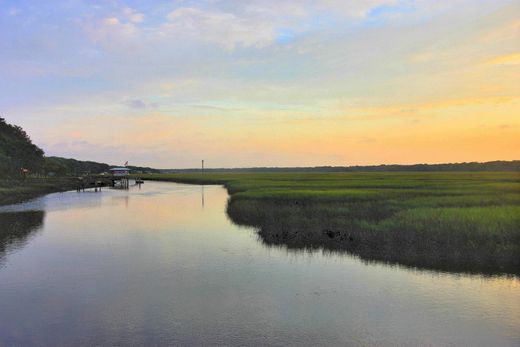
[[76, 175, 140, 192]]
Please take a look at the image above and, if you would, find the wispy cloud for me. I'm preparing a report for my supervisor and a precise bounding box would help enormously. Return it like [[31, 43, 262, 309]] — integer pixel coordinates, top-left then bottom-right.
[[164, 7, 277, 49], [124, 99, 158, 110], [123, 7, 144, 23]]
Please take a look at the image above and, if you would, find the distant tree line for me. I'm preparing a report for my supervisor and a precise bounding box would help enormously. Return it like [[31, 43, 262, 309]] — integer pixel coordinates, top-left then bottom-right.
[[44, 157, 159, 176], [164, 161, 520, 173]]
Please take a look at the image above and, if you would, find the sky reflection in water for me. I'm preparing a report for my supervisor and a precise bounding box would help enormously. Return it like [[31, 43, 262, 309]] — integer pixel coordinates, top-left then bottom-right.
[[0, 182, 518, 346]]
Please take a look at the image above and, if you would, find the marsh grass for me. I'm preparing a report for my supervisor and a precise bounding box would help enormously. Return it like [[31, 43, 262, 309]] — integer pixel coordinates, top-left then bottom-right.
[[143, 171, 520, 274], [0, 177, 79, 206]]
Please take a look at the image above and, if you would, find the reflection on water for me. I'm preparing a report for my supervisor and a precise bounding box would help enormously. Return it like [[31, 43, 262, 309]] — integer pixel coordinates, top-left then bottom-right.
[[0, 190, 104, 213], [226, 200, 520, 276], [0, 211, 44, 267], [0, 182, 518, 346]]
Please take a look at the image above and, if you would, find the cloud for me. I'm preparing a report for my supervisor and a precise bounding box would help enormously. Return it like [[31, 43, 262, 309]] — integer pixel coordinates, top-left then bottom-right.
[[124, 99, 158, 109], [486, 52, 520, 66], [162, 1, 401, 49], [83, 16, 139, 50], [165, 7, 277, 49], [126, 99, 146, 109], [314, 0, 399, 18], [123, 7, 144, 23], [103, 17, 119, 25]]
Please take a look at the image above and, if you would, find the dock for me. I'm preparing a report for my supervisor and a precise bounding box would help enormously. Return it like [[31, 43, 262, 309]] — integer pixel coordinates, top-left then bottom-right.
[[76, 175, 141, 192]]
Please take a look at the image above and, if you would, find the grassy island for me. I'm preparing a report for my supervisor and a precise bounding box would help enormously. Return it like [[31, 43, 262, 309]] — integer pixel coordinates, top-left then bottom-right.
[[142, 172, 520, 274]]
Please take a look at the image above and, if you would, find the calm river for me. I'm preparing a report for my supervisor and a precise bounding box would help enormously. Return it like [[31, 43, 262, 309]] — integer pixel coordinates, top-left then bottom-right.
[[0, 181, 518, 346]]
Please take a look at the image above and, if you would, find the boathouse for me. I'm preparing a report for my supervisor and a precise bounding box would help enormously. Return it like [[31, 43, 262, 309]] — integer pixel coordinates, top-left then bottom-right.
[[110, 167, 130, 177]]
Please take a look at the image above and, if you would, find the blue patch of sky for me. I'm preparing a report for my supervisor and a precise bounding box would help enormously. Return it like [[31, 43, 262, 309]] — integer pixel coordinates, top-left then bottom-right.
[[276, 14, 338, 44], [363, 2, 415, 27], [276, 28, 295, 44]]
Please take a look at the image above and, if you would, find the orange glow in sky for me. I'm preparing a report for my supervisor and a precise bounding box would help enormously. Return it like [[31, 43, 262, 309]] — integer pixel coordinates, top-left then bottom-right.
[[3, 1, 519, 167]]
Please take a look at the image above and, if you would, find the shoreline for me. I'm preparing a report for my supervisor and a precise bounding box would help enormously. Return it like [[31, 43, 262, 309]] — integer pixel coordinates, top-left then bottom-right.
[[0, 177, 80, 207]]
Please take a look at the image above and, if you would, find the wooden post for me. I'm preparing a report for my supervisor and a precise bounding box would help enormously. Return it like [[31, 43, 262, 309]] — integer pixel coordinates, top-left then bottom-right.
[[202, 160, 204, 174]]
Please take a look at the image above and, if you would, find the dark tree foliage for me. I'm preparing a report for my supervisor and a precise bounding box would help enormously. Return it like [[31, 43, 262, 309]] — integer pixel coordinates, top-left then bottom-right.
[[44, 156, 111, 176], [0, 118, 45, 177], [43, 157, 160, 176]]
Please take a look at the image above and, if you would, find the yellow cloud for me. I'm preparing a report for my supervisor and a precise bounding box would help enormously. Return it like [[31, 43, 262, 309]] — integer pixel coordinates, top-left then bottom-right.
[[486, 52, 520, 66]]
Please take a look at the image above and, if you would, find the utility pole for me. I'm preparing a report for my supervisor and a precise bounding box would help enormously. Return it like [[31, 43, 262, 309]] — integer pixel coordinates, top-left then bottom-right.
[[202, 160, 204, 174]]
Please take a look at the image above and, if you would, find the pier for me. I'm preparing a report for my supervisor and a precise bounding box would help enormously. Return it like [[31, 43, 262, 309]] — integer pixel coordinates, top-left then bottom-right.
[[76, 175, 140, 192]]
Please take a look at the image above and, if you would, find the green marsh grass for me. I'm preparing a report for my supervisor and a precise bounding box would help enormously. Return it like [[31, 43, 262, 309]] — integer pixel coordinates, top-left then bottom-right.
[[138, 172, 520, 274]]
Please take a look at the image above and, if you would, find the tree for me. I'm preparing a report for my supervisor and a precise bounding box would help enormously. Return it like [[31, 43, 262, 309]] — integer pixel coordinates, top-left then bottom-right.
[[0, 118, 45, 178]]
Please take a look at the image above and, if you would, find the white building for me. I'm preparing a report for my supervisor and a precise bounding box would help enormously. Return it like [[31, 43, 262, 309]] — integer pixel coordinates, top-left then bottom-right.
[[110, 167, 130, 177]]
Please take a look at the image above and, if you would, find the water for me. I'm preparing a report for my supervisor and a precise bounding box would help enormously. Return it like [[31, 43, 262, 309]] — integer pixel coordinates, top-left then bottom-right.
[[0, 182, 518, 346]]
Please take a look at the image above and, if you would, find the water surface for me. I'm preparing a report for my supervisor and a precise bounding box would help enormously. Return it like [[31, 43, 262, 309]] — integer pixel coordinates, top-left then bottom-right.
[[0, 182, 518, 346]]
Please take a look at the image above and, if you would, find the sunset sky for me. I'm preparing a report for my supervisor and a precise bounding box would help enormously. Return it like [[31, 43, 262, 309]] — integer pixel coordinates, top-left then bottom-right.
[[1, 0, 519, 168]]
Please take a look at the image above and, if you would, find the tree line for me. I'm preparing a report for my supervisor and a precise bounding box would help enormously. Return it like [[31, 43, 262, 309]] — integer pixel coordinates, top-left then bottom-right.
[[0, 118, 157, 178], [0, 118, 45, 177], [164, 161, 520, 173]]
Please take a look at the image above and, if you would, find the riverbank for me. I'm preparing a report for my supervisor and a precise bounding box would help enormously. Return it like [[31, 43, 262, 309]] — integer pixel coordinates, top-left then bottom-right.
[[141, 172, 520, 275], [0, 177, 80, 206]]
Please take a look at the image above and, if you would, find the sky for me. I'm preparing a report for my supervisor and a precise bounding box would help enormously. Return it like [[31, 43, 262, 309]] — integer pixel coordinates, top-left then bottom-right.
[[1, 0, 519, 168]]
